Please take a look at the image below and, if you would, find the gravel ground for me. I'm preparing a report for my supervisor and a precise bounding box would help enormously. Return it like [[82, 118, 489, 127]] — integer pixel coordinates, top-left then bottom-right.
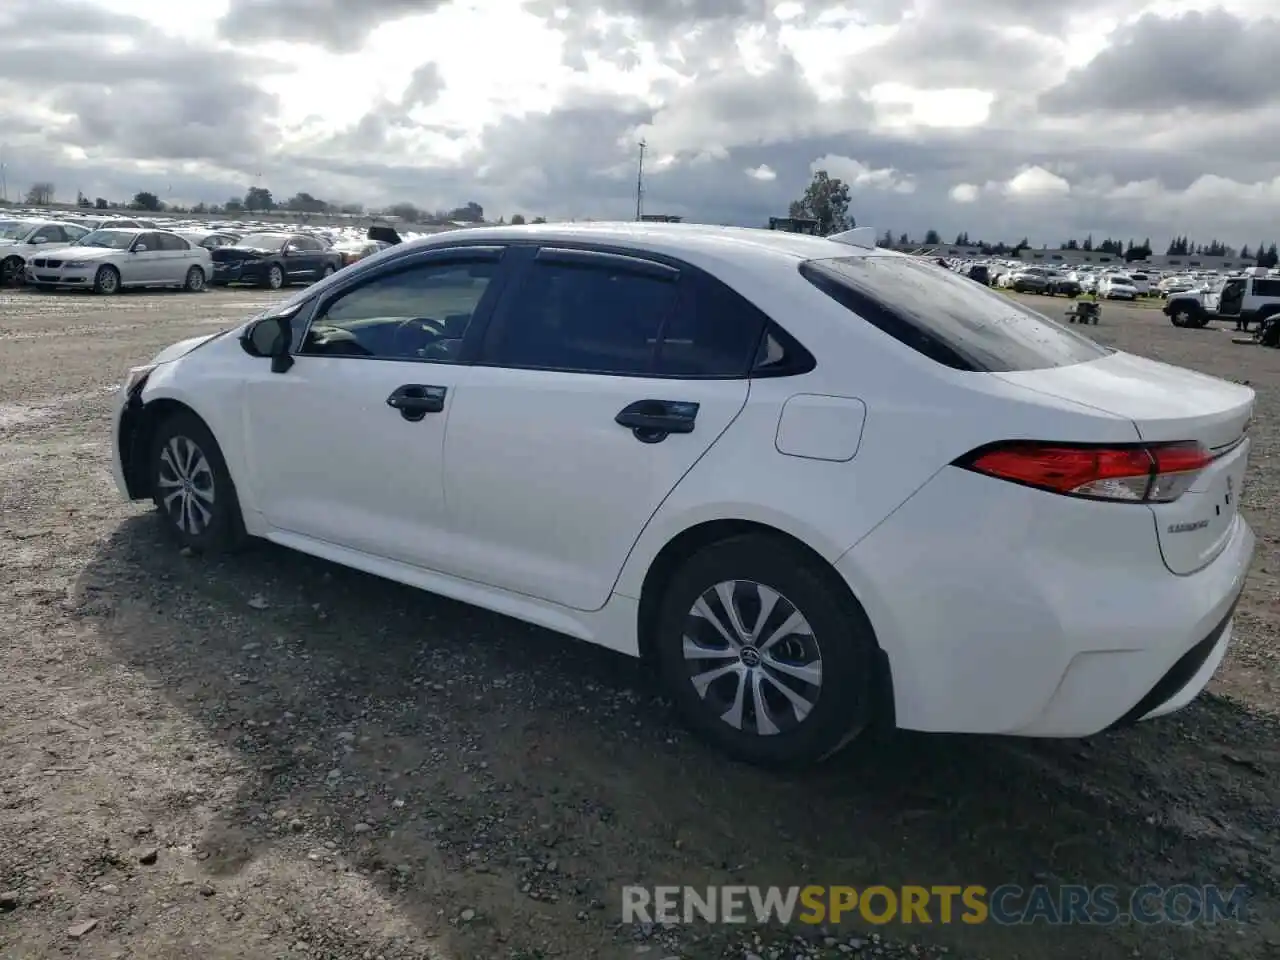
[[1, 287, 1277, 960]]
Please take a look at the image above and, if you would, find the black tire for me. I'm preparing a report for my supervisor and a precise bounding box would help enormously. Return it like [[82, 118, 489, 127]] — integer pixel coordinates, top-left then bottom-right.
[[653, 534, 877, 768], [148, 410, 246, 554], [320, 265, 335, 279], [183, 266, 206, 292], [263, 263, 284, 290], [1170, 306, 1196, 327], [93, 265, 121, 295], [1, 256, 23, 286]]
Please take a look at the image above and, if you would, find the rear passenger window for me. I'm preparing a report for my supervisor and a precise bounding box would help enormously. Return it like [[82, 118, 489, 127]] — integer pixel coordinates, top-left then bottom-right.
[[654, 275, 767, 377], [487, 261, 678, 374]]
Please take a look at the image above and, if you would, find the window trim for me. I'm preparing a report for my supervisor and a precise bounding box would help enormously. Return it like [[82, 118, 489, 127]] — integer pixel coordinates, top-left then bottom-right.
[[292, 244, 511, 365], [476, 244, 805, 381]]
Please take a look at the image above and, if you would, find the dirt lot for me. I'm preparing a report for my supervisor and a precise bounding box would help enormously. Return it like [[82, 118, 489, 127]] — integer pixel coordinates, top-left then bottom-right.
[[1, 287, 1277, 960]]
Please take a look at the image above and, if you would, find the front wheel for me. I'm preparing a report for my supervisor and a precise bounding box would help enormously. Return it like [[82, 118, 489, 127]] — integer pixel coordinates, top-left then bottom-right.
[[149, 411, 246, 554], [93, 265, 120, 295], [320, 265, 335, 280], [653, 535, 877, 768]]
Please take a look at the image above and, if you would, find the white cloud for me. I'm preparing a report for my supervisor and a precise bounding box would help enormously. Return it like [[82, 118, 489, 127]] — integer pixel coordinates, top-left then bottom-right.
[[949, 183, 980, 203], [811, 154, 916, 194], [1004, 166, 1072, 197], [746, 164, 777, 181]]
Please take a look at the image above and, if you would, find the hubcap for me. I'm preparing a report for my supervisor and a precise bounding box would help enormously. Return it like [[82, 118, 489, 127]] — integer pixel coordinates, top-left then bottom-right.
[[682, 580, 823, 737], [157, 435, 215, 535], [101, 270, 117, 292]]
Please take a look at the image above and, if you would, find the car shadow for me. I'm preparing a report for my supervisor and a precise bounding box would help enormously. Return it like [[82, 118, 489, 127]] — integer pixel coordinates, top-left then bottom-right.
[[74, 514, 1280, 959]]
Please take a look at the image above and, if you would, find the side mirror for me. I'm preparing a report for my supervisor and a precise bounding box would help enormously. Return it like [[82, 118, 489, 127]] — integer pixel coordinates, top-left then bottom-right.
[[241, 316, 295, 372], [133, 244, 148, 252], [31, 236, 48, 244]]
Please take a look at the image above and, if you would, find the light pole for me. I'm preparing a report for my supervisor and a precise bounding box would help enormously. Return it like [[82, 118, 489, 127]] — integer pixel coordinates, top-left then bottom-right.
[[634, 140, 645, 221]]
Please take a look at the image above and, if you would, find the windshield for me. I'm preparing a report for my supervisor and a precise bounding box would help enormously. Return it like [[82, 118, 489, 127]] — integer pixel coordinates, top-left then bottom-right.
[[74, 229, 137, 249], [800, 255, 1112, 372], [0, 220, 33, 241], [238, 233, 288, 250]]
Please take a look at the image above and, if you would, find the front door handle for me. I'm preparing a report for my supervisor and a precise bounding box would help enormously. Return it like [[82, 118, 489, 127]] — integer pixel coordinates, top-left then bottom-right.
[[386, 384, 446, 421], [615, 399, 699, 443]]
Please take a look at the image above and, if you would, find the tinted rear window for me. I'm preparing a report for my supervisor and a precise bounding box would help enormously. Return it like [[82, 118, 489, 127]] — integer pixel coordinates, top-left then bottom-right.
[[800, 255, 1112, 372]]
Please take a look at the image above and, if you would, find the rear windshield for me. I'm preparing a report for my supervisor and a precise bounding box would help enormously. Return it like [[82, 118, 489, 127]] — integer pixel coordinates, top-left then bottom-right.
[[800, 255, 1112, 372]]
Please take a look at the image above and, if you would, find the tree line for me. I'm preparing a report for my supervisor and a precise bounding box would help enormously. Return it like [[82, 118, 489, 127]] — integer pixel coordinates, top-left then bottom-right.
[[786, 171, 1280, 267], [13, 181, 547, 228]]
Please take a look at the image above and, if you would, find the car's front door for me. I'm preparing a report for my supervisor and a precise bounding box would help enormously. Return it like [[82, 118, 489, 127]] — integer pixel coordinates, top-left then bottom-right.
[[438, 247, 757, 612], [122, 232, 165, 284], [239, 246, 511, 566], [1218, 278, 1246, 317], [282, 237, 322, 280]]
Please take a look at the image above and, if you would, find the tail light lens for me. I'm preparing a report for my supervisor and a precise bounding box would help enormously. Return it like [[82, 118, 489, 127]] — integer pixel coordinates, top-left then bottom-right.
[[957, 441, 1215, 503]]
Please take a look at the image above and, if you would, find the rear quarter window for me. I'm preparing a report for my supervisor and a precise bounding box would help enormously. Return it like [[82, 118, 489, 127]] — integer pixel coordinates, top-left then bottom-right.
[[799, 255, 1112, 372]]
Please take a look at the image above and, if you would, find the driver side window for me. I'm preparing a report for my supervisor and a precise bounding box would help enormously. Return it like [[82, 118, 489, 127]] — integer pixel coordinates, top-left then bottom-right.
[[299, 258, 500, 362]]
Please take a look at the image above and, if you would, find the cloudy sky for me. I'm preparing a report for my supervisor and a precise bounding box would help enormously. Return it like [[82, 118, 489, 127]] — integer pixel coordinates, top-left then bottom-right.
[[2, 0, 1279, 246]]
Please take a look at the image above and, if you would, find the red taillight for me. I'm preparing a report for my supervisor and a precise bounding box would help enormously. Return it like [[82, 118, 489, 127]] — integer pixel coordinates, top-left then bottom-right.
[[959, 441, 1214, 503]]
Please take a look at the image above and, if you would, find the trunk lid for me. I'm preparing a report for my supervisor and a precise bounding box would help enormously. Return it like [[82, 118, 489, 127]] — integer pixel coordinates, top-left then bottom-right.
[[995, 351, 1254, 575]]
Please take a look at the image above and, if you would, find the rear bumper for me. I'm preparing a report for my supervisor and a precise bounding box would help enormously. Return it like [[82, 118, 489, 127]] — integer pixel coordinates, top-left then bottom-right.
[[834, 466, 1255, 737]]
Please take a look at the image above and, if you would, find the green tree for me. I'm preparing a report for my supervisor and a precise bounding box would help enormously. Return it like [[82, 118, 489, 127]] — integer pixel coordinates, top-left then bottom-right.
[[131, 191, 161, 211], [923, 229, 941, 245], [243, 186, 274, 212], [788, 170, 852, 235], [510, 213, 527, 225]]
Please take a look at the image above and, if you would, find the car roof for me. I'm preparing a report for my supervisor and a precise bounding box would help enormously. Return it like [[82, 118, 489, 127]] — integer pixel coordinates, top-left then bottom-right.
[[405, 221, 889, 266]]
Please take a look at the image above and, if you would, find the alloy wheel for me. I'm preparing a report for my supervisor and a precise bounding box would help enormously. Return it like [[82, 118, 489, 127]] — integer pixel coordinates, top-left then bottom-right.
[[156, 435, 216, 535], [681, 579, 823, 737]]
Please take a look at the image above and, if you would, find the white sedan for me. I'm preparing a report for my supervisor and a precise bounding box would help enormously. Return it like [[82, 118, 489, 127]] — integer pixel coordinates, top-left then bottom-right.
[[26, 228, 213, 294], [108, 222, 1255, 767], [0, 217, 91, 285]]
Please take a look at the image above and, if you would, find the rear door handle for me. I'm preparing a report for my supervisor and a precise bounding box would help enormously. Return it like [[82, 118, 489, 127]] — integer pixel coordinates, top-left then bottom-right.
[[615, 399, 699, 443], [386, 384, 447, 421]]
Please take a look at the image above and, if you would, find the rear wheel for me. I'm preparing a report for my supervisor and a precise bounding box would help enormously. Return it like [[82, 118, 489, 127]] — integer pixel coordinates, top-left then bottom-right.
[[148, 411, 246, 554], [263, 263, 284, 290], [653, 534, 877, 768], [183, 266, 206, 292], [320, 265, 335, 279], [93, 265, 120, 295]]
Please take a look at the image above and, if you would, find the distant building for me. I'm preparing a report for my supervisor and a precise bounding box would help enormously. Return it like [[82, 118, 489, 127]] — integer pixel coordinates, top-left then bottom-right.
[[913, 244, 985, 258], [1016, 248, 1257, 271], [640, 214, 683, 222], [769, 216, 819, 234]]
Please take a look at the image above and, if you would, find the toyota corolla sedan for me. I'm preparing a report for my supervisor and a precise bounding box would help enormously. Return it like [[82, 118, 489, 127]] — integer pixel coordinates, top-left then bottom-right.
[[108, 222, 1256, 767]]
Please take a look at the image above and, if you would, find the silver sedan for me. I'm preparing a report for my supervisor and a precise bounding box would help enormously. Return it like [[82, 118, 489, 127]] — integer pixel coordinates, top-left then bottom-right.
[[25, 228, 214, 294]]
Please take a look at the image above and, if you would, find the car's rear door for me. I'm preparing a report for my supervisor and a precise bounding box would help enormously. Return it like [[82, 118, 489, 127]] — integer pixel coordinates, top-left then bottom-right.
[[438, 246, 757, 612]]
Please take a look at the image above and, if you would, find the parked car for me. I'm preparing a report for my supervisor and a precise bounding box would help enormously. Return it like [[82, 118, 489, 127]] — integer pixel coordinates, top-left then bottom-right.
[[24, 228, 212, 294], [109, 223, 1256, 768], [1098, 274, 1140, 300], [175, 230, 243, 252], [0, 218, 91, 285], [210, 232, 343, 289], [1047, 272, 1082, 297], [332, 238, 390, 267], [1009, 268, 1052, 293], [966, 264, 990, 286]]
